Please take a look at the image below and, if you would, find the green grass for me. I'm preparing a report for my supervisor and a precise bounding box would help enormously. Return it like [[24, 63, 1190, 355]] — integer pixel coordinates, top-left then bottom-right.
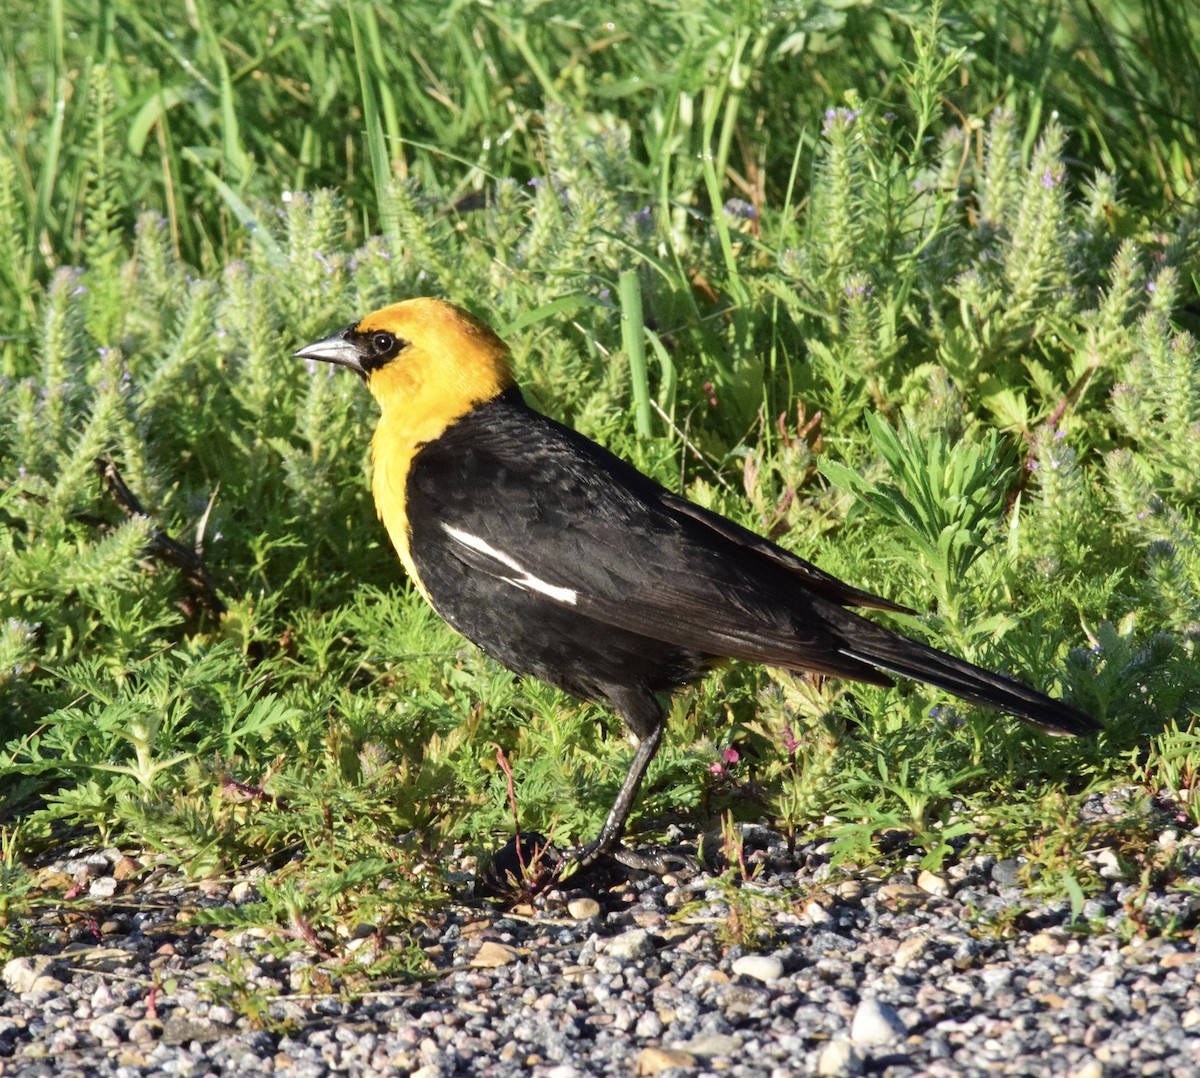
[[2, 0, 1200, 974]]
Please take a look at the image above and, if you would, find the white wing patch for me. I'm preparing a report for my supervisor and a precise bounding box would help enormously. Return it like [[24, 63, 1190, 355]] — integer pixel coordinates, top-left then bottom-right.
[[442, 524, 578, 605]]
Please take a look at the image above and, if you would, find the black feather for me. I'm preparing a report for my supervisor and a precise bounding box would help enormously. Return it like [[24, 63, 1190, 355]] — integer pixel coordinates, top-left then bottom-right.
[[405, 387, 1098, 740]]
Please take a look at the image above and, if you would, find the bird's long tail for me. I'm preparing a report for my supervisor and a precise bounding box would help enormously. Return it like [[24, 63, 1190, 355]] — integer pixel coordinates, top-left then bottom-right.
[[837, 618, 1098, 737]]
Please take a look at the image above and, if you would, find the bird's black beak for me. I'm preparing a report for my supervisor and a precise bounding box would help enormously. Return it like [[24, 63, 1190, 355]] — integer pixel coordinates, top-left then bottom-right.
[[294, 325, 366, 375]]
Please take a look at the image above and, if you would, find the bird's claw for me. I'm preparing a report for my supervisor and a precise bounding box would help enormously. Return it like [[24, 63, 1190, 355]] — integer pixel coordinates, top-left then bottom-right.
[[610, 844, 699, 875], [560, 839, 698, 877]]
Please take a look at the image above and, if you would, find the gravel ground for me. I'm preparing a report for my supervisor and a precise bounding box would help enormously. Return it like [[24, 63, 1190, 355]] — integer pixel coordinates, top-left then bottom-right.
[[3, 794, 1199, 1078]]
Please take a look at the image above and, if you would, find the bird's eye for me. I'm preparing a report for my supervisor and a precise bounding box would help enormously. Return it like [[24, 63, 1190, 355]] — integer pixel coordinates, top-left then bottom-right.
[[372, 331, 398, 355]]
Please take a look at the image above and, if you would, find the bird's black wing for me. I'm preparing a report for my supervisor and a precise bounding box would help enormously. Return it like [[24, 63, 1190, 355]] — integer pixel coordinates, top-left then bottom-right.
[[405, 389, 1098, 736], [407, 390, 900, 682], [658, 492, 914, 615]]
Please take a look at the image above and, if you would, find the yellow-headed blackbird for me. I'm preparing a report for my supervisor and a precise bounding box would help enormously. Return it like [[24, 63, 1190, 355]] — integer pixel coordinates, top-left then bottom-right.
[[296, 298, 1098, 867]]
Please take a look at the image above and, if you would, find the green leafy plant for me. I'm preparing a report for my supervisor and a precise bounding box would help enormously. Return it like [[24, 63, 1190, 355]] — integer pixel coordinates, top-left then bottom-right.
[[820, 414, 1018, 620], [0, 0, 1198, 968]]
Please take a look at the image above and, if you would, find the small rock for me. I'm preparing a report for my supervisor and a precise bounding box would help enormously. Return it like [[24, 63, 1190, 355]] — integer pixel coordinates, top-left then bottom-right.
[[893, 934, 932, 970], [631, 908, 665, 929], [88, 875, 119, 899], [636, 1047, 696, 1074], [2, 956, 61, 994], [471, 940, 523, 968], [673, 1033, 741, 1056], [112, 855, 142, 881], [817, 1038, 864, 1077], [835, 880, 863, 903], [850, 998, 906, 1046], [1028, 931, 1067, 956], [917, 869, 951, 898], [567, 897, 601, 920], [88, 1017, 122, 1047], [635, 1011, 664, 1038], [804, 899, 833, 925], [1093, 847, 1123, 880], [1071, 1061, 1104, 1078], [34, 868, 74, 891], [606, 928, 654, 960], [127, 1020, 163, 1044], [229, 881, 256, 903], [732, 954, 785, 983], [161, 1017, 227, 1046], [991, 859, 1021, 886], [876, 883, 927, 911]]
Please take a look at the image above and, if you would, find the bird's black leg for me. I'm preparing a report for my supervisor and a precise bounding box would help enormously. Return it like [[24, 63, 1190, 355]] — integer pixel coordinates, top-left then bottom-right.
[[570, 721, 664, 867], [565, 718, 698, 874]]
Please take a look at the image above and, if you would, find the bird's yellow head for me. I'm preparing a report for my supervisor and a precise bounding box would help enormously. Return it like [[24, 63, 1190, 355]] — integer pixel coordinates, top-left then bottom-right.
[[295, 297, 516, 442]]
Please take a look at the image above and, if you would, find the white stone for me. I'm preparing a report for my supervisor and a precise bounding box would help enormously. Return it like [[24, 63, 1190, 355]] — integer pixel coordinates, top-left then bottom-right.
[[817, 1038, 864, 1077], [606, 928, 654, 960], [731, 954, 785, 983], [850, 997, 906, 1046], [2, 956, 61, 994], [917, 869, 951, 898], [88, 875, 118, 898]]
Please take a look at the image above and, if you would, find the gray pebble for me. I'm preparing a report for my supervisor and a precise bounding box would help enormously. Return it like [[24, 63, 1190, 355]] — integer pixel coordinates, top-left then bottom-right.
[[5, 793, 1199, 1077], [604, 927, 654, 960]]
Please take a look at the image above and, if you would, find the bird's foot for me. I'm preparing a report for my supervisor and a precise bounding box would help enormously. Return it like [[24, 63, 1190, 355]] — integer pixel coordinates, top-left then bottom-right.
[[480, 832, 698, 899], [610, 844, 698, 875], [562, 838, 697, 876]]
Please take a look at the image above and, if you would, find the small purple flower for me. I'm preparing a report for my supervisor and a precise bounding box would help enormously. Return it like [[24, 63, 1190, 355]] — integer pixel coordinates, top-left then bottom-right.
[[822, 107, 861, 135]]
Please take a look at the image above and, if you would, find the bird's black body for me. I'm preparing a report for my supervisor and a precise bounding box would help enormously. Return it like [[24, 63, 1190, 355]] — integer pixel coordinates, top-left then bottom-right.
[[406, 388, 1095, 744]]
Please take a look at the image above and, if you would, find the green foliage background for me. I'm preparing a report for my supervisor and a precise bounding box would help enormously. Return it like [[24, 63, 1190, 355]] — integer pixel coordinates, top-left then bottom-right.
[[2, 0, 1199, 951]]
